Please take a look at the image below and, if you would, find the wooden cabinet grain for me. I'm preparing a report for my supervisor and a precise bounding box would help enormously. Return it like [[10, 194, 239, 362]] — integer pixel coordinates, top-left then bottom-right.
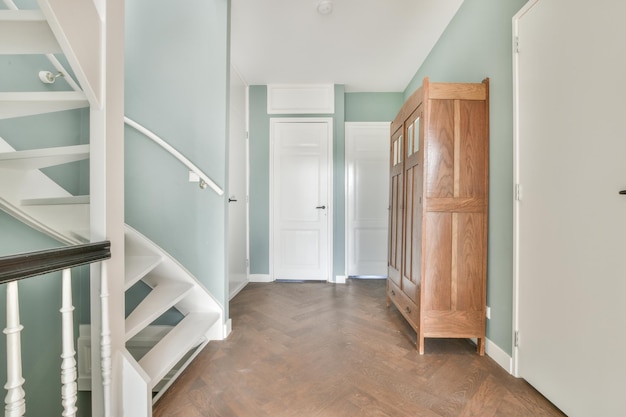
[[386, 77, 489, 355]]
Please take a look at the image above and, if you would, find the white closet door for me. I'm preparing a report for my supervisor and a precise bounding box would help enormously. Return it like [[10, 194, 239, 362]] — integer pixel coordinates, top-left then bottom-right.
[[514, 1, 626, 416], [345, 122, 390, 277], [270, 119, 332, 281]]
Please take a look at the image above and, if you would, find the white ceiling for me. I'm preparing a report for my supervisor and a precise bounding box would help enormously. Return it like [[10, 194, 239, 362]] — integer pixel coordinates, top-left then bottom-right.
[[230, 0, 465, 92]]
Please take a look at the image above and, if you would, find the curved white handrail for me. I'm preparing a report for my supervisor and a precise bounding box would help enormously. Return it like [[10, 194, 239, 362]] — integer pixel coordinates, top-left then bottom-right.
[[124, 117, 224, 196]]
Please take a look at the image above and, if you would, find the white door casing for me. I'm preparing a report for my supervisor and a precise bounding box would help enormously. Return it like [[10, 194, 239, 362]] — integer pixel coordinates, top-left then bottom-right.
[[513, 1, 626, 416], [228, 66, 249, 299], [345, 122, 390, 277], [270, 118, 333, 281]]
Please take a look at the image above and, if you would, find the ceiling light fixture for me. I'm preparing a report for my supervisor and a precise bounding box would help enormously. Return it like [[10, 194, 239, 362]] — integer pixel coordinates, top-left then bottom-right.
[[317, 0, 333, 15]]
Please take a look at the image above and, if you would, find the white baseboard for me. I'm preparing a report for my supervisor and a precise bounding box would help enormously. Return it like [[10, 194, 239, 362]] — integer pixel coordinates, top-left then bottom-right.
[[223, 318, 232, 338], [229, 279, 248, 300], [330, 275, 346, 284], [249, 274, 272, 282], [485, 338, 513, 374]]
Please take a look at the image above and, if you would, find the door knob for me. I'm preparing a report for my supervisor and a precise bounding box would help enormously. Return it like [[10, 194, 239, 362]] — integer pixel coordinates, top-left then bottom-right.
[[315, 205, 326, 209]]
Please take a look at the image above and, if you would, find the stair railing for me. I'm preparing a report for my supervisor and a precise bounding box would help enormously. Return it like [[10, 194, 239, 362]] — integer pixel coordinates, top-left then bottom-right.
[[124, 117, 224, 195], [0, 242, 111, 417]]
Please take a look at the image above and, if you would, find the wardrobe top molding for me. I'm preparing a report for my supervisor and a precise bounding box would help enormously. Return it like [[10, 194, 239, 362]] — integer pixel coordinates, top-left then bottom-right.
[[391, 77, 489, 133]]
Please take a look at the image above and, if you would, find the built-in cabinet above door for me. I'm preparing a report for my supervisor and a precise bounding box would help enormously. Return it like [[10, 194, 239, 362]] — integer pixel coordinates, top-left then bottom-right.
[[387, 77, 490, 355]]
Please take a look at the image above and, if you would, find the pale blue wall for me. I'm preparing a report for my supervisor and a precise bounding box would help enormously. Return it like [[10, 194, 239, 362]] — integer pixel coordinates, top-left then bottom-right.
[[248, 88, 401, 278], [345, 92, 403, 122], [125, 0, 230, 314], [404, 0, 527, 354]]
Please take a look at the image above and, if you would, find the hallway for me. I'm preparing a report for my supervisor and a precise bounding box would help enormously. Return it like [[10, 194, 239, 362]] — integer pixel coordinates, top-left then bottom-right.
[[154, 280, 564, 416]]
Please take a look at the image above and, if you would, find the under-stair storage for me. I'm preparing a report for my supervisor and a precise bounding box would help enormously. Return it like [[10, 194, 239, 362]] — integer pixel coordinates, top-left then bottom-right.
[[387, 77, 489, 355]]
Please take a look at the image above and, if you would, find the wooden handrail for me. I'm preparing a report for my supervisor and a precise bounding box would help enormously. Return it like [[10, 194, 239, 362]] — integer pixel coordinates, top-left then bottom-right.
[[0, 241, 111, 284]]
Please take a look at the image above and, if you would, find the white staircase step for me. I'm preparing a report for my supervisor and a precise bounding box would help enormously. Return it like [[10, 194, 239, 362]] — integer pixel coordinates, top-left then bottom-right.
[[0, 144, 89, 170], [125, 283, 194, 341], [125, 255, 162, 290], [138, 312, 219, 389], [21, 195, 89, 206], [0, 92, 88, 120], [0, 10, 61, 54]]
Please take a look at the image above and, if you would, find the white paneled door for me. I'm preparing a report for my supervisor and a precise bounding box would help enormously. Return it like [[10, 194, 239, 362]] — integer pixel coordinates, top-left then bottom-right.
[[345, 122, 390, 277], [271, 119, 332, 281], [514, 1, 626, 416]]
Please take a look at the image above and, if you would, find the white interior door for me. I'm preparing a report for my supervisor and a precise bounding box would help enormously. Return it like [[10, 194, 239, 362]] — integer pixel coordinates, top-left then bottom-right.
[[228, 66, 248, 298], [271, 119, 332, 281], [345, 122, 390, 277], [514, 1, 626, 416]]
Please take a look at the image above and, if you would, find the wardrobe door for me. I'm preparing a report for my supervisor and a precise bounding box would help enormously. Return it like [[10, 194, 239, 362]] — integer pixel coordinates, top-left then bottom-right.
[[422, 96, 487, 341], [401, 109, 423, 304], [387, 126, 404, 287]]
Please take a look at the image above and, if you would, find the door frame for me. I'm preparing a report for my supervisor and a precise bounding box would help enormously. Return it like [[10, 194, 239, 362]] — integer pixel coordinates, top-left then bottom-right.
[[512, 0, 539, 378], [228, 66, 250, 300], [344, 121, 390, 278], [269, 117, 334, 281]]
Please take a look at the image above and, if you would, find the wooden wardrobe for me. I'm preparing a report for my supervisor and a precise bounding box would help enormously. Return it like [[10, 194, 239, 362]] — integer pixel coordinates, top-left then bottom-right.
[[387, 77, 489, 355]]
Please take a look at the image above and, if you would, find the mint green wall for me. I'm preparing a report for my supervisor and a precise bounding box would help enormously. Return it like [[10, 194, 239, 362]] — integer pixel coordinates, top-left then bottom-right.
[[404, 0, 527, 354], [249, 88, 402, 278], [125, 0, 230, 314], [345, 92, 403, 122]]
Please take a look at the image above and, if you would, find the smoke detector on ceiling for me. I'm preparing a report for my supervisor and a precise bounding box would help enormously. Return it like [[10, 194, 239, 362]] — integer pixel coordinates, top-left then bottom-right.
[[317, 0, 333, 15]]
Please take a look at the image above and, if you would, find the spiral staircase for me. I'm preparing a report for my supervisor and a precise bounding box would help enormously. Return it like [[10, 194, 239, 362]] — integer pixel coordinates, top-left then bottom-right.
[[0, 1, 226, 415]]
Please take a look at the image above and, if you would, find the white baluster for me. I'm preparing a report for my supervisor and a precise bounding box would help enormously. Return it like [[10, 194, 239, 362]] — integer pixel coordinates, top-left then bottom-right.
[[100, 262, 112, 417], [4, 281, 25, 417], [60, 269, 77, 417]]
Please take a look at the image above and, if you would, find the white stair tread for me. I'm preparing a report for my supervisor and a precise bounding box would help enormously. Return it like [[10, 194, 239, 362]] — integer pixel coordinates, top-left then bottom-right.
[[125, 283, 194, 341], [21, 195, 89, 206], [0, 144, 89, 170], [125, 255, 163, 290], [0, 92, 88, 120], [0, 10, 61, 54], [138, 312, 219, 388]]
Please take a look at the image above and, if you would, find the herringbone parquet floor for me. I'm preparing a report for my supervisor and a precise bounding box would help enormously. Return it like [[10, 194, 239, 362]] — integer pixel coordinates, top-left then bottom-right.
[[153, 279, 565, 417]]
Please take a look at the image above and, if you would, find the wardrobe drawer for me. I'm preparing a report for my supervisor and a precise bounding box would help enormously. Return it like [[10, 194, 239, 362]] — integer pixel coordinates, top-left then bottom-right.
[[387, 280, 419, 329]]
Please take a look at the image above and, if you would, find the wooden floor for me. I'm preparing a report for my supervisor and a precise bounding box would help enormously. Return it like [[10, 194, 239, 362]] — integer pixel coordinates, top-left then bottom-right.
[[154, 279, 565, 417]]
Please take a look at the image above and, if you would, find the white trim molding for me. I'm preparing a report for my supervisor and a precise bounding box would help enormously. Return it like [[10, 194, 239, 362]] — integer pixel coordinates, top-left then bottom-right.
[[330, 275, 346, 284], [267, 84, 335, 114], [249, 274, 272, 283], [485, 338, 514, 374]]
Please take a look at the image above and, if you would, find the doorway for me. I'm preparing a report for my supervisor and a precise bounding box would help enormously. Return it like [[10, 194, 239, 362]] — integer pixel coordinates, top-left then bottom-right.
[[270, 118, 333, 281], [345, 122, 390, 278]]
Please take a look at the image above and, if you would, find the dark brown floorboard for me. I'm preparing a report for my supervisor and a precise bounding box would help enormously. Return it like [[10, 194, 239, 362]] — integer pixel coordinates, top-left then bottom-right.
[[153, 280, 565, 417]]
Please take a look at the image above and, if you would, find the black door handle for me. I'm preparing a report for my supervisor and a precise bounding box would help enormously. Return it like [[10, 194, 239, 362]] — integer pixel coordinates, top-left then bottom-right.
[[316, 205, 326, 209], [229, 198, 238, 203], [619, 190, 626, 195]]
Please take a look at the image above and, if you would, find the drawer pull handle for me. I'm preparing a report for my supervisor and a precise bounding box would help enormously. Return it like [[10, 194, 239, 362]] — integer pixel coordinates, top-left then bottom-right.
[[405, 306, 411, 314], [391, 290, 396, 296]]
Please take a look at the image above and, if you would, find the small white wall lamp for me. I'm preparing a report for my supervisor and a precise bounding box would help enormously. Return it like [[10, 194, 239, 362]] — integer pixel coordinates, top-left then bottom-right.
[[38, 71, 64, 84]]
